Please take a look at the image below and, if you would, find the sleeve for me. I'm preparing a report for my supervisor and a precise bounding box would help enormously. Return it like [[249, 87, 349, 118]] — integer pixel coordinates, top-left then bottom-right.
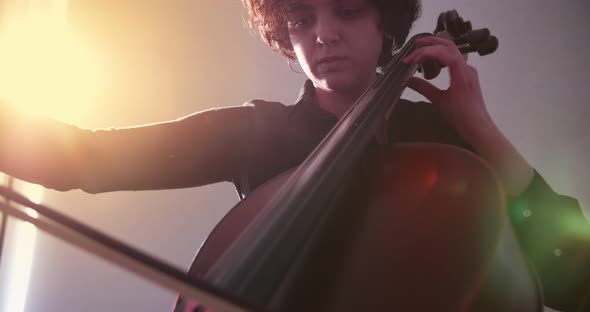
[[392, 99, 590, 310], [508, 171, 590, 311], [0, 103, 257, 193]]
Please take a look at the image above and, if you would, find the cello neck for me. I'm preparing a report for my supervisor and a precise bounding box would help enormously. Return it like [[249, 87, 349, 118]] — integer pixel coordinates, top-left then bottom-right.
[[203, 34, 429, 309]]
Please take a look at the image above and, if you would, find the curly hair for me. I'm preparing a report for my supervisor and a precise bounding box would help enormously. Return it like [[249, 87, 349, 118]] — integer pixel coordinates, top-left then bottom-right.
[[241, 0, 422, 67]]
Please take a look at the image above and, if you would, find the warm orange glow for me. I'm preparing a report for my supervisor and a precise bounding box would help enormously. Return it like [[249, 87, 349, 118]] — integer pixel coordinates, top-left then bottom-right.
[[0, 1, 91, 311], [0, 9, 103, 123]]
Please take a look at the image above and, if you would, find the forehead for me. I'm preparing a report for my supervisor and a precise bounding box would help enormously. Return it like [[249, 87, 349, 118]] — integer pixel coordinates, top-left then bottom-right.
[[284, 0, 370, 11]]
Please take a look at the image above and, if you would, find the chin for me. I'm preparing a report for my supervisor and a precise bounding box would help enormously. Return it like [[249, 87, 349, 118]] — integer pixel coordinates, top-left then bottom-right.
[[318, 73, 368, 94]]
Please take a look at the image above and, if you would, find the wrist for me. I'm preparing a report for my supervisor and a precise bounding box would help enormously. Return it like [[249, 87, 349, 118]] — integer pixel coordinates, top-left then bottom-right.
[[467, 124, 535, 196]]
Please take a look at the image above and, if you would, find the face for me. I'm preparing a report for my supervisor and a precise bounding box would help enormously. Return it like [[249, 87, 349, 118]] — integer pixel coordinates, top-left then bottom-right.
[[286, 0, 384, 95]]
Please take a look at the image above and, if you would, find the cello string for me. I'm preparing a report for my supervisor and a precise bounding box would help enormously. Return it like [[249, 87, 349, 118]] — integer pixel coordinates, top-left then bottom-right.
[[204, 34, 425, 294], [232, 35, 422, 258]]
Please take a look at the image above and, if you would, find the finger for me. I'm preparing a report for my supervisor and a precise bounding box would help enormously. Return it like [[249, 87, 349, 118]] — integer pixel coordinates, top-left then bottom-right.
[[404, 45, 476, 88], [406, 77, 442, 104], [405, 45, 463, 68], [414, 35, 454, 47]]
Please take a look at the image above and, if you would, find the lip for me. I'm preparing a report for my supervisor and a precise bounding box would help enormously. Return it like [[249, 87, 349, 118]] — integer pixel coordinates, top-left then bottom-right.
[[316, 56, 348, 65]]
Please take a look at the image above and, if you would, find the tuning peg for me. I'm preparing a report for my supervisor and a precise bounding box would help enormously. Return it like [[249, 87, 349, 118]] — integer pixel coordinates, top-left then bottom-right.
[[420, 59, 442, 80], [455, 35, 498, 56], [465, 21, 473, 32], [455, 28, 491, 45], [434, 12, 446, 34], [477, 36, 499, 55], [432, 9, 499, 58]]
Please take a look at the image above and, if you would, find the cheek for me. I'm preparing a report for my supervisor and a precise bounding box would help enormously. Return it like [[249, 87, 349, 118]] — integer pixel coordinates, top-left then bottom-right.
[[372, 37, 384, 64], [361, 12, 385, 64], [292, 41, 314, 73], [350, 45, 379, 77], [361, 28, 384, 67]]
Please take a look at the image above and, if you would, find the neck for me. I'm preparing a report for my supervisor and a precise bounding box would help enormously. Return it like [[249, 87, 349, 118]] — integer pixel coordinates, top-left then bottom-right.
[[314, 84, 368, 119]]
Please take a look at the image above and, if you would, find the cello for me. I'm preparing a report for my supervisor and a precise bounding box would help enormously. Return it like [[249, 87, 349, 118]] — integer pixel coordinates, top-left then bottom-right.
[[177, 11, 543, 312]]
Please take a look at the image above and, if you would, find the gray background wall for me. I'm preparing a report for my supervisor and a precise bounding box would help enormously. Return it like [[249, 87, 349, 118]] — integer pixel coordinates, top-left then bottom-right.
[[0, 0, 588, 311]]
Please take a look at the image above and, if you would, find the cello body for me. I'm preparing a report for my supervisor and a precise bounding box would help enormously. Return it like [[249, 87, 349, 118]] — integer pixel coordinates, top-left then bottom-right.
[[177, 143, 542, 311], [174, 20, 534, 312]]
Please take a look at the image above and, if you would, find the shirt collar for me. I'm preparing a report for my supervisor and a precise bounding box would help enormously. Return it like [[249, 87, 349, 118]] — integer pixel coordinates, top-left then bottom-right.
[[294, 79, 315, 105], [289, 79, 338, 123]]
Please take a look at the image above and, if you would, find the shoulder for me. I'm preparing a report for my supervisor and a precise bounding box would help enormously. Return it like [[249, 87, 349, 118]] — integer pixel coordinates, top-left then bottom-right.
[[243, 99, 295, 133], [243, 99, 290, 114]]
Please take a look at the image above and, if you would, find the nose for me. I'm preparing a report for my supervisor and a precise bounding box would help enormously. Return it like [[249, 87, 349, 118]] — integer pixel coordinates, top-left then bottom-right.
[[315, 17, 340, 46]]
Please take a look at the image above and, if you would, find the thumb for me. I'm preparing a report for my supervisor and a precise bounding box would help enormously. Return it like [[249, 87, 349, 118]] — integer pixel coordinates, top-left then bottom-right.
[[406, 77, 441, 104]]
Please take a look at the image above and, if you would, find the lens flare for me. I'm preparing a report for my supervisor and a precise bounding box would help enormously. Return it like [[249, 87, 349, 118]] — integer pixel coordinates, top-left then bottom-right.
[[0, 1, 101, 311], [0, 5, 103, 123]]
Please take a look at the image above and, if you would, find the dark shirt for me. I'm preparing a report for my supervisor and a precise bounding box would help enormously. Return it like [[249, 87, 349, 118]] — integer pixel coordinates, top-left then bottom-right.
[[229, 80, 590, 311], [1, 80, 588, 311]]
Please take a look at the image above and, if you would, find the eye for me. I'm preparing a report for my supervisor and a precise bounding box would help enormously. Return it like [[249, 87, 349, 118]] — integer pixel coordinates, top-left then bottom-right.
[[292, 17, 310, 29], [287, 14, 312, 31], [337, 7, 362, 18]]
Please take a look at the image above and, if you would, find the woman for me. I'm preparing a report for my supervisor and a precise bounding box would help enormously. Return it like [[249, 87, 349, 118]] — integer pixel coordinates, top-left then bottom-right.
[[0, 0, 588, 311]]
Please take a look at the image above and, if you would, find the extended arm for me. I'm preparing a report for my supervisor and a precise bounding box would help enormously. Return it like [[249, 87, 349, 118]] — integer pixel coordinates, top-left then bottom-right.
[[0, 103, 255, 193]]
